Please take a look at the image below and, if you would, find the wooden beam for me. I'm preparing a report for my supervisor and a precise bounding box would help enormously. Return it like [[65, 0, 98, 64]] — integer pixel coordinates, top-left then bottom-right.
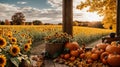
[[117, 0, 120, 37], [62, 0, 73, 35]]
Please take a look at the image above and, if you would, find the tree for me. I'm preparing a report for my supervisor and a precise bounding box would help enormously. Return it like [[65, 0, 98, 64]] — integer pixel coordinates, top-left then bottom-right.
[[11, 12, 25, 25], [77, 0, 116, 31], [33, 20, 43, 25], [5, 19, 10, 25]]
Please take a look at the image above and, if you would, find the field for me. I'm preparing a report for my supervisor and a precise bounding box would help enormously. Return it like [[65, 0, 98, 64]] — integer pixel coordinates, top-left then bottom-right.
[[0, 25, 113, 46]]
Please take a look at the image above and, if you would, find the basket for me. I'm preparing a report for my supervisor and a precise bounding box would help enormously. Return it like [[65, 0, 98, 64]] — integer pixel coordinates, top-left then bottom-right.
[[45, 43, 64, 57]]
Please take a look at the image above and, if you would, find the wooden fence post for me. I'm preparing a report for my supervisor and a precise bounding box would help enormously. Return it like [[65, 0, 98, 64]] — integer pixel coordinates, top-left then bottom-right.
[[117, 0, 120, 37], [62, 0, 73, 35]]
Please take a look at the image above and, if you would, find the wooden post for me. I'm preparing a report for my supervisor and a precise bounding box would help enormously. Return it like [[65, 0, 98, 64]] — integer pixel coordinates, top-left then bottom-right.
[[62, 0, 73, 35], [117, 0, 120, 37]]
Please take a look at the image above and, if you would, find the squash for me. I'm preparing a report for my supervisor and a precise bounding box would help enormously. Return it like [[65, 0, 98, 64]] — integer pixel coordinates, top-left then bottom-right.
[[70, 50, 79, 57], [91, 53, 99, 60], [79, 53, 85, 59], [106, 45, 120, 54], [96, 43, 108, 50], [65, 42, 80, 50], [64, 54, 70, 59], [69, 56, 75, 61], [107, 54, 120, 66]]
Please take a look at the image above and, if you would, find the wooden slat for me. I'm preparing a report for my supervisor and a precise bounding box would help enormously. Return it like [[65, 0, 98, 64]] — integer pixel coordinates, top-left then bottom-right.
[[54, 63, 69, 67], [117, 0, 120, 37], [62, 0, 73, 35], [44, 60, 55, 67]]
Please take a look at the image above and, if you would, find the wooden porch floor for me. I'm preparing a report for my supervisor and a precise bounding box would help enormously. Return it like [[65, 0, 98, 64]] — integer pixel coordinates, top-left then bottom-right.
[[43, 59, 68, 67]]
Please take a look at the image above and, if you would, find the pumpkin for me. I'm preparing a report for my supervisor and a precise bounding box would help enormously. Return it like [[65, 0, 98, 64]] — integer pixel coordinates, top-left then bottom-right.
[[79, 53, 85, 59], [64, 54, 70, 59], [107, 54, 120, 66], [106, 45, 120, 54], [86, 58, 93, 64], [96, 43, 108, 50], [94, 49, 104, 56], [60, 54, 64, 59], [65, 42, 80, 50], [70, 50, 79, 57], [91, 53, 99, 60], [69, 56, 75, 61], [100, 52, 109, 64]]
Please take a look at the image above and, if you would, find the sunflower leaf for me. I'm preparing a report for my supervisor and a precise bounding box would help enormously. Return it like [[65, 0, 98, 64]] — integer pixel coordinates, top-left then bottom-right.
[[10, 57, 20, 67]]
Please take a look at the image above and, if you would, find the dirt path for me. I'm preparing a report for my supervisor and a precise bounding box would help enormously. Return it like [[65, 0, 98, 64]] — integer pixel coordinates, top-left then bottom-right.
[[87, 38, 102, 47], [31, 36, 107, 55]]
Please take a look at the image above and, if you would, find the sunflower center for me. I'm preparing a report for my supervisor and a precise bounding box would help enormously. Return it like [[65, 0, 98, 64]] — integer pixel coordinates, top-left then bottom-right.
[[12, 48, 17, 53], [0, 58, 4, 64], [12, 39, 15, 42], [25, 45, 28, 49], [0, 40, 4, 46]]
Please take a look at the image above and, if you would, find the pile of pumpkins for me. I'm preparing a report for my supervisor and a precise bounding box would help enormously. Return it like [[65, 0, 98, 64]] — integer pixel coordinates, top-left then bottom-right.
[[53, 41, 120, 67]]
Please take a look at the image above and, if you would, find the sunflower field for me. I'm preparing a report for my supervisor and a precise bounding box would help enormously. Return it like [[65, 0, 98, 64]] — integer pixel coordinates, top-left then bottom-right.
[[0, 28, 32, 67], [0, 25, 113, 45]]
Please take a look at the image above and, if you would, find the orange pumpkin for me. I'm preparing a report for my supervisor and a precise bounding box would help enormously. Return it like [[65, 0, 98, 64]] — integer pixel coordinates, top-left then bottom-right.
[[91, 53, 99, 60], [69, 56, 75, 61], [107, 54, 120, 67], [100, 52, 109, 64], [96, 43, 108, 50], [64, 54, 70, 59], [106, 45, 120, 54], [60, 54, 64, 59], [70, 50, 79, 57], [86, 58, 93, 64], [65, 42, 80, 50], [79, 53, 85, 59], [94, 49, 104, 56]]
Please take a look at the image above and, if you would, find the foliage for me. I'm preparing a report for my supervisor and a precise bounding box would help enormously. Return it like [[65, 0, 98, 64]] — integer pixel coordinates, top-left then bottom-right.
[[44, 32, 73, 44], [0, 28, 32, 67], [11, 12, 26, 25], [33, 20, 43, 25], [77, 0, 116, 31]]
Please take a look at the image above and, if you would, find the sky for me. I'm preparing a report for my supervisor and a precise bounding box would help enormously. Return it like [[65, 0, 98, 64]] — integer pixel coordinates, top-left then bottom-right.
[[0, 0, 103, 24]]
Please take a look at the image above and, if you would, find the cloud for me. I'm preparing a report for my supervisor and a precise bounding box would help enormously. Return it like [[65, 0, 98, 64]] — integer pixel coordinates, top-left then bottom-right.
[[47, 0, 62, 8], [0, 0, 103, 24], [17, 2, 27, 4]]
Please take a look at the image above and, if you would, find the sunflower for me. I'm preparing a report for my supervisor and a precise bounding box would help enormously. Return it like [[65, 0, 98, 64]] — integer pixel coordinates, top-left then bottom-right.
[[10, 37, 17, 44], [24, 43, 31, 52], [0, 55, 6, 66], [0, 37, 7, 48], [10, 45, 20, 56], [27, 39, 32, 45]]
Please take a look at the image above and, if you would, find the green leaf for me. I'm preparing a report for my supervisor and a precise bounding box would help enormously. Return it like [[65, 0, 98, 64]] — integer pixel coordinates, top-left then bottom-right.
[[10, 58, 20, 67]]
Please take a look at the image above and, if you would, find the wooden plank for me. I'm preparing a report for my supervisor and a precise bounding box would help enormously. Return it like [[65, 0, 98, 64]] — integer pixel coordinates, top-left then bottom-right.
[[62, 0, 73, 35], [54, 63, 69, 67], [44, 60, 55, 67], [117, 0, 120, 37]]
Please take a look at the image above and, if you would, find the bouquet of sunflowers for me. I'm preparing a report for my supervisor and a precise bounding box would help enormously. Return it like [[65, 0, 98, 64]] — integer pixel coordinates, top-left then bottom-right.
[[0, 28, 32, 67]]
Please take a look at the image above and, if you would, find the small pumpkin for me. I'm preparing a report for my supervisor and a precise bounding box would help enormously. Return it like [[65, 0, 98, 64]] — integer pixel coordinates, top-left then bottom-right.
[[69, 56, 75, 61], [106, 45, 120, 54], [107, 54, 120, 67], [60, 54, 64, 59], [96, 43, 108, 50], [65, 42, 80, 50], [70, 50, 79, 57], [79, 53, 85, 59], [64, 54, 70, 59], [86, 58, 93, 64], [91, 53, 99, 60], [94, 49, 104, 56], [100, 52, 109, 64]]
